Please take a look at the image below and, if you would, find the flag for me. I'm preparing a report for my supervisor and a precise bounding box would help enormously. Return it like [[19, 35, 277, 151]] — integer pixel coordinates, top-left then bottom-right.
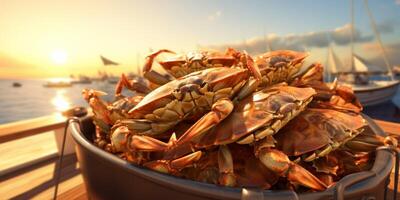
[[100, 55, 119, 66]]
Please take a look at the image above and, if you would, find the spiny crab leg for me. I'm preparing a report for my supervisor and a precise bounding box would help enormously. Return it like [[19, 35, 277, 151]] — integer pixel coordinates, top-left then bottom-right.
[[82, 89, 112, 125], [143, 151, 202, 175], [128, 98, 234, 157], [115, 73, 151, 96], [142, 49, 176, 85], [256, 147, 327, 191], [343, 129, 398, 153], [163, 98, 234, 159], [218, 145, 236, 186]]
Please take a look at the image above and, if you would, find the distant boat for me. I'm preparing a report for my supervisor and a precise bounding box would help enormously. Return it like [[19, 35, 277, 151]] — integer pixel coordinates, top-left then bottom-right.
[[71, 75, 92, 84], [325, 0, 400, 106], [12, 82, 22, 87], [108, 77, 119, 84], [43, 81, 72, 88]]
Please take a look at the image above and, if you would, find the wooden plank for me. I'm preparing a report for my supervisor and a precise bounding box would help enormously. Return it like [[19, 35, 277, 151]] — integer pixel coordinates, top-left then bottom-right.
[[0, 114, 66, 143], [0, 154, 83, 200], [373, 119, 400, 136], [0, 131, 58, 176], [57, 183, 87, 200]]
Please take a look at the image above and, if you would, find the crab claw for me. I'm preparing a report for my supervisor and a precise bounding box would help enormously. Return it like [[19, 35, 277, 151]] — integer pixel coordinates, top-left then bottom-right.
[[343, 128, 398, 153], [129, 135, 170, 152], [257, 148, 327, 191], [243, 51, 262, 81], [115, 73, 151, 96], [143, 49, 176, 72], [144, 151, 202, 174]]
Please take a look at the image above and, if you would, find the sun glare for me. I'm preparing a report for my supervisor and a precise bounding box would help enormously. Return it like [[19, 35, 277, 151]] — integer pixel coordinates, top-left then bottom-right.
[[51, 50, 68, 65]]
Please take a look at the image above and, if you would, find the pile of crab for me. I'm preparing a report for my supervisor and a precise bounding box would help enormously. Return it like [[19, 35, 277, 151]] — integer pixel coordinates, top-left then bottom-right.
[[83, 48, 397, 192]]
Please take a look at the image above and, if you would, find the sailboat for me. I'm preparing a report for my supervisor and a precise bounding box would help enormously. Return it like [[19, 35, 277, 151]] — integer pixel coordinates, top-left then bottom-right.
[[326, 0, 399, 106], [326, 46, 399, 106]]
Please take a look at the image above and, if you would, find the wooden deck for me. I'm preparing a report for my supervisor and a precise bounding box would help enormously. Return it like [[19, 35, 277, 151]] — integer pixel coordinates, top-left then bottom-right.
[[0, 119, 398, 199]]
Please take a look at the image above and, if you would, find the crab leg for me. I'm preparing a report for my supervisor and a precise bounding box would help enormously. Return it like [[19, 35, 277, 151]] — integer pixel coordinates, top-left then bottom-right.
[[256, 148, 327, 191], [143, 151, 202, 175], [115, 73, 151, 96], [143, 49, 176, 85], [218, 145, 236, 186], [163, 99, 234, 159]]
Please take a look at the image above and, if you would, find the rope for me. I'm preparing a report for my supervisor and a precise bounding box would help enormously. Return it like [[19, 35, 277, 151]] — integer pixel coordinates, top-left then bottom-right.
[[363, 0, 394, 80], [53, 117, 79, 200], [350, 0, 355, 73]]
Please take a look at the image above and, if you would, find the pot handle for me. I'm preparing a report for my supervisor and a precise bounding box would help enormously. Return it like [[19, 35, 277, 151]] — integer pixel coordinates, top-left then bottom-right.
[[376, 146, 399, 200], [334, 146, 399, 200]]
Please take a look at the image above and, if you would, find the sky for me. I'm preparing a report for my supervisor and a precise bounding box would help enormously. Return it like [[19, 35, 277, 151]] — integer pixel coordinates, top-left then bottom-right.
[[0, 0, 399, 79]]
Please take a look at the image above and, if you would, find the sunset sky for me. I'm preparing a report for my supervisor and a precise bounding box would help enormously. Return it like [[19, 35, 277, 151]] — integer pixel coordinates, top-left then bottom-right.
[[0, 0, 399, 79]]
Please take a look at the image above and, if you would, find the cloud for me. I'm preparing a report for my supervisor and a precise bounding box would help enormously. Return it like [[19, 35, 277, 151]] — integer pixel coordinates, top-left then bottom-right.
[[396, 0, 400, 5], [376, 19, 397, 34], [207, 11, 222, 21], [201, 23, 374, 54], [363, 42, 400, 66]]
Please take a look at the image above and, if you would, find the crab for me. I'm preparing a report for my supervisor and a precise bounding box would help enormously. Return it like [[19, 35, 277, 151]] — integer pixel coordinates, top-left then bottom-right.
[[141, 48, 252, 86], [255, 50, 308, 87], [274, 108, 366, 163], [127, 84, 328, 190], [82, 89, 144, 151], [290, 63, 362, 113]]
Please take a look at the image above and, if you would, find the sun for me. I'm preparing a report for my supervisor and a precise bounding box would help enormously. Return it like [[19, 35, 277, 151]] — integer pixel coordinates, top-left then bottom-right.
[[51, 49, 68, 65]]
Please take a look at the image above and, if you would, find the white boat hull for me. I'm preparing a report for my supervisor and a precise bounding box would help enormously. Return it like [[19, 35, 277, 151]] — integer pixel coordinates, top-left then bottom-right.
[[352, 80, 400, 106]]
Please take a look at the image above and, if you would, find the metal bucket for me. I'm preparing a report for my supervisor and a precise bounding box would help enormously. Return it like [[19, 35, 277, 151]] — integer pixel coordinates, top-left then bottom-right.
[[70, 115, 396, 200]]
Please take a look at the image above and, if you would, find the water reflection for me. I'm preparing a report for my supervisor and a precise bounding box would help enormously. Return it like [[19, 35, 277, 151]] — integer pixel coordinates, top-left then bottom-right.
[[51, 89, 71, 112]]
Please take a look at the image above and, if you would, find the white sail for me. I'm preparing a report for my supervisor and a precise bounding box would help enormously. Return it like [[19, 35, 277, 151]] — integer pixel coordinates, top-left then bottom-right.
[[326, 46, 346, 74], [353, 54, 385, 73]]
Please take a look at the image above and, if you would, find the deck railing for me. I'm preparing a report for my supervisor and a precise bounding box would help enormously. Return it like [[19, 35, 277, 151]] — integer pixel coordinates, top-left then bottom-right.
[[0, 114, 76, 176]]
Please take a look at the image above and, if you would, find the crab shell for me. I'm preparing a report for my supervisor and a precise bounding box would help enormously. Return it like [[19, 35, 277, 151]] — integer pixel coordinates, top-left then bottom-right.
[[128, 67, 249, 119], [255, 50, 308, 87], [158, 49, 240, 78], [275, 108, 366, 162], [195, 85, 316, 148]]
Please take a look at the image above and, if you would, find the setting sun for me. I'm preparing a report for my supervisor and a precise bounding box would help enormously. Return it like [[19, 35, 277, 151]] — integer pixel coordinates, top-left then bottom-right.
[[51, 50, 68, 65]]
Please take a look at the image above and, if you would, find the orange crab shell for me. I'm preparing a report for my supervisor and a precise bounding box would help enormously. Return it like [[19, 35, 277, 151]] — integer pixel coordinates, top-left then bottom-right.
[[128, 67, 249, 118], [255, 50, 308, 71], [275, 108, 366, 157], [158, 51, 237, 71], [195, 85, 316, 148]]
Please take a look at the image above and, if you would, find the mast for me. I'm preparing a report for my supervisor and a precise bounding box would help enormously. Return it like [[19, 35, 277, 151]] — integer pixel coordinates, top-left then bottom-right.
[[350, 0, 355, 73], [263, 28, 272, 52], [363, 0, 394, 80]]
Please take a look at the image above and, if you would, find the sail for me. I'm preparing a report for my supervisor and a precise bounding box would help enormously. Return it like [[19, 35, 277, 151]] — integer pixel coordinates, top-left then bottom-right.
[[326, 46, 346, 74], [100, 55, 119, 66], [353, 54, 386, 73]]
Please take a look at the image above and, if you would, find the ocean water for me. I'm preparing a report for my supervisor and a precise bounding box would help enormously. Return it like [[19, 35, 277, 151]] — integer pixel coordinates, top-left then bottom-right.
[[0, 79, 116, 124], [0, 79, 399, 124]]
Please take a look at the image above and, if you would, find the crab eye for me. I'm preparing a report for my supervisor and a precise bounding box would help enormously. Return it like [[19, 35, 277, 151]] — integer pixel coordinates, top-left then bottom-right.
[[192, 77, 204, 86]]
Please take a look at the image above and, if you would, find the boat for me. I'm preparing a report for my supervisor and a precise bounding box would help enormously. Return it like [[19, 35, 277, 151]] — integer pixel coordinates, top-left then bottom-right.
[[12, 82, 22, 87], [71, 75, 92, 84], [43, 81, 72, 88], [325, 0, 400, 106]]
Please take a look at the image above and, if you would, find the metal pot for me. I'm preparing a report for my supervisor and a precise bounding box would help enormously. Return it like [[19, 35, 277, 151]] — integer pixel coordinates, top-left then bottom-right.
[[70, 115, 396, 200]]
